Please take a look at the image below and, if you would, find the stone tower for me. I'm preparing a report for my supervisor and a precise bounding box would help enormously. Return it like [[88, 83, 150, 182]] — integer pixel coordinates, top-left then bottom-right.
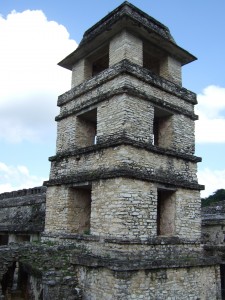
[[43, 2, 221, 298]]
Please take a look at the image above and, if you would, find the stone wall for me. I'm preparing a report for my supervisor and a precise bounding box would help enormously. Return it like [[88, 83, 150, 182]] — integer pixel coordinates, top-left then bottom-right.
[[91, 179, 201, 240], [45, 177, 201, 240], [202, 200, 225, 245], [0, 238, 220, 300], [56, 60, 196, 155], [45, 185, 91, 234], [0, 242, 83, 300], [109, 30, 143, 67], [77, 265, 221, 300], [0, 187, 46, 234], [49, 145, 198, 187]]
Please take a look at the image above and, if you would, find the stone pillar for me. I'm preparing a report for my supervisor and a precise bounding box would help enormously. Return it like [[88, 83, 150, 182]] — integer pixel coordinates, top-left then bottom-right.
[[91, 179, 157, 239], [109, 30, 143, 66], [56, 115, 77, 153], [45, 186, 91, 234], [97, 94, 153, 144], [172, 114, 195, 154], [71, 59, 92, 88], [160, 56, 182, 85], [8, 234, 17, 244], [45, 186, 71, 234]]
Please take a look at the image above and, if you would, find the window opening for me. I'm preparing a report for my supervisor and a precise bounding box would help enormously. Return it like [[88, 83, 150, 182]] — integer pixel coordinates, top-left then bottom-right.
[[143, 50, 160, 75], [77, 108, 97, 147], [92, 53, 109, 77], [70, 184, 92, 234], [153, 107, 172, 147], [157, 188, 175, 236], [0, 234, 8, 245]]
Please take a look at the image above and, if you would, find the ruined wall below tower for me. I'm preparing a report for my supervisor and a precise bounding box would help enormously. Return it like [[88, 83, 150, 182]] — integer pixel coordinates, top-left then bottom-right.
[[77, 265, 221, 300], [0, 187, 46, 237]]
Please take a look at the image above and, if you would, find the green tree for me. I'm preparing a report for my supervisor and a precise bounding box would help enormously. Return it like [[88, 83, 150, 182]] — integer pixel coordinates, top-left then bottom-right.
[[201, 189, 225, 207]]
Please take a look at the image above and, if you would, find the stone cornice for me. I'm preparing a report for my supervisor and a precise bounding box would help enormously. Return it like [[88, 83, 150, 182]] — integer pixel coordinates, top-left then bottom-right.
[[56, 84, 197, 122], [44, 165, 204, 191], [49, 136, 201, 164], [57, 60, 196, 107], [71, 254, 218, 271]]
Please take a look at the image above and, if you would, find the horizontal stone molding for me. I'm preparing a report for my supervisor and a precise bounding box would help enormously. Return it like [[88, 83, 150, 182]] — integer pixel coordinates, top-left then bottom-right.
[[71, 254, 219, 271], [43, 232, 201, 246], [44, 166, 204, 191], [58, 60, 196, 107], [56, 84, 197, 122], [50, 135, 201, 163]]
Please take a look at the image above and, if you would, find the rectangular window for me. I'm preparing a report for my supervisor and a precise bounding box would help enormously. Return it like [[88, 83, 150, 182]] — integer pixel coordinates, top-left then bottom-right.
[[92, 53, 109, 77], [0, 234, 8, 245], [157, 188, 175, 236], [153, 107, 172, 148], [77, 108, 97, 147], [70, 185, 92, 234], [143, 50, 160, 75]]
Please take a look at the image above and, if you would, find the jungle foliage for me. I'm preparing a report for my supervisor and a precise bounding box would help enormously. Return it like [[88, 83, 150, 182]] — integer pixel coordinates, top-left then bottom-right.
[[201, 189, 225, 207]]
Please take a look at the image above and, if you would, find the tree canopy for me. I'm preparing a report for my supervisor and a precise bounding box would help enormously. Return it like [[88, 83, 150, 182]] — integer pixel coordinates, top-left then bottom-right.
[[201, 189, 225, 207]]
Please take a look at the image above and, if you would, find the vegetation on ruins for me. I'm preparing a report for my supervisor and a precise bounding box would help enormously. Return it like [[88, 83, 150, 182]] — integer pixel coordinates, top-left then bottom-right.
[[201, 189, 225, 207]]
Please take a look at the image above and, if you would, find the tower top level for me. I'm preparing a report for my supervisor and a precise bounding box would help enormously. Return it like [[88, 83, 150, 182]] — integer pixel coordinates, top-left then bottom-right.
[[59, 1, 196, 70]]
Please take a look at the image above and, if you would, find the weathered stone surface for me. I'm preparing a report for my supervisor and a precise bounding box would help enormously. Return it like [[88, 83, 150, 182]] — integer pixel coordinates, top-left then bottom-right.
[[76, 265, 220, 300], [0, 1, 221, 299], [0, 242, 82, 300], [0, 187, 46, 233], [202, 200, 225, 245]]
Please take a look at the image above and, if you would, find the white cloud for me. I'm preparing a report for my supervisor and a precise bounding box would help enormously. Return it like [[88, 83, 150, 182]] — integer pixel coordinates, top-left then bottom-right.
[[198, 168, 225, 198], [0, 10, 77, 143], [0, 162, 46, 193], [196, 85, 225, 143]]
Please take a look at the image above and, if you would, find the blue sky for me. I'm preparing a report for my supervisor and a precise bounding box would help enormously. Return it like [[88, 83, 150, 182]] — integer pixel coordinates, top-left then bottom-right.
[[0, 0, 225, 197]]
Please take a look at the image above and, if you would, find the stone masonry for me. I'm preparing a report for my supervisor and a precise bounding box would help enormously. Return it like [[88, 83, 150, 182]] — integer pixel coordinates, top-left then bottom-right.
[[0, 2, 222, 299], [42, 1, 221, 299], [0, 187, 46, 245]]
